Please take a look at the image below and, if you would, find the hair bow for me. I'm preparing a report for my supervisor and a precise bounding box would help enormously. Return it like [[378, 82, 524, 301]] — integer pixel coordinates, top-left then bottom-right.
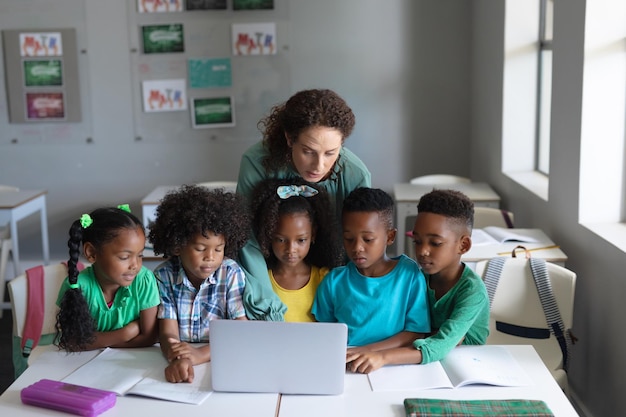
[[117, 204, 131, 213], [277, 185, 319, 199], [80, 213, 93, 229]]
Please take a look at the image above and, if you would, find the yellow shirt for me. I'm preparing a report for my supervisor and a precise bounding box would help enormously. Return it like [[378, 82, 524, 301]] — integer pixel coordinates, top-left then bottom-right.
[[269, 266, 329, 322]]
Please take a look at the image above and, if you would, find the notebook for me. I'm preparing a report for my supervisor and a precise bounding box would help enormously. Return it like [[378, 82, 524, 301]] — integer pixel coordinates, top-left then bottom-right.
[[209, 319, 348, 395]]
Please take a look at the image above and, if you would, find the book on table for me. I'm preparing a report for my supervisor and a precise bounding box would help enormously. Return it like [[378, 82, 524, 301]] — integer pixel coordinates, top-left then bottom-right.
[[368, 345, 532, 391], [61, 347, 212, 405], [471, 226, 540, 246]]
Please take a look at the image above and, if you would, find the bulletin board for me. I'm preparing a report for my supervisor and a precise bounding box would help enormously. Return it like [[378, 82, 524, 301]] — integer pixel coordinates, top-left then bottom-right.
[[2, 28, 82, 123], [127, 0, 291, 144]]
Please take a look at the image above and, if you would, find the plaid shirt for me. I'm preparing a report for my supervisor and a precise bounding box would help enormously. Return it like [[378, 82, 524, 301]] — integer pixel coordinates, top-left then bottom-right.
[[154, 257, 246, 343]]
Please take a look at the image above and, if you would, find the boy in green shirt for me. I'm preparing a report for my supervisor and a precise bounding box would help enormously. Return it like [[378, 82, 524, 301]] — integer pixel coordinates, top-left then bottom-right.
[[346, 189, 489, 373]]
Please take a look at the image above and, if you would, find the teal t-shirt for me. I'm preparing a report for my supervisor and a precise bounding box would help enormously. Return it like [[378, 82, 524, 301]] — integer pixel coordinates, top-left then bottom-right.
[[57, 265, 160, 331], [413, 264, 490, 364], [236, 141, 371, 320], [312, 255, 430, 346]]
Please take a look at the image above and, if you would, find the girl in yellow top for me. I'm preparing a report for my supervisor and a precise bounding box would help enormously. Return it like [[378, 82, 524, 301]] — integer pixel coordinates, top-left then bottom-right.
[[250, 178, 344, 321]]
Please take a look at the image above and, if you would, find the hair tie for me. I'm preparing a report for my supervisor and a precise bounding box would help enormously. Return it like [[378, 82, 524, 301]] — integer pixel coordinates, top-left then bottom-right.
[[80, 214, 93, 229], [277, 185, 319, 199], [117, 203, 131, 213], [69, 283, 79, 289]]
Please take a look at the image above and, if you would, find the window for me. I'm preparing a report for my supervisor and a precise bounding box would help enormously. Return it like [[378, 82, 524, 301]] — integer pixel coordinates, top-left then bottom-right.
[[501, 0, 551, 200], [579, 0, 626, 251], [536, 0, 553, 175]]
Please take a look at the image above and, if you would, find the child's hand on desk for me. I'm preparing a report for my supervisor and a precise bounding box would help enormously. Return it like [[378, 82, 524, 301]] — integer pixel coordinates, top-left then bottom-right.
[[346, 349, 385, 374], [164, 358, 194, 383], [165, 338, 194, 361]]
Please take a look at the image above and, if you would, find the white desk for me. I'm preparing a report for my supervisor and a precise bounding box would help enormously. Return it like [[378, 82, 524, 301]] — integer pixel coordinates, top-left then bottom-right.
[[465, 228, 568, 267], [0, 189, 49, 277], [394, 182, 501, 256], [140, 185, 179, 230], [0, 347, 279, 417], [278, 345, 579, 417]]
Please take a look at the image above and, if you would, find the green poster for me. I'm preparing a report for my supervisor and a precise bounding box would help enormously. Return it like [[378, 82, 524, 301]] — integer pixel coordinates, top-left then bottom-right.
[[23, 60, 63, 86], [142, 24, 185, 54], [192, 97, 234, 128]]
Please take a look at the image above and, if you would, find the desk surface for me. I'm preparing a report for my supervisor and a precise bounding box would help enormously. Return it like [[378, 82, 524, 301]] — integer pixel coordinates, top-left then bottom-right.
[[0, 347, 279, 417], [1, 346, 578, 417], [394, 182, 501, 203], [279, 345, 578, 417], [464, 228, 568, 264], [0, 190, 47, 209]]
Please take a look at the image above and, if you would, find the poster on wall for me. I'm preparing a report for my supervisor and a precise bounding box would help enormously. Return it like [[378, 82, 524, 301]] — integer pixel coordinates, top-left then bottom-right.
[[142, 79, 187, 112], [233, 0, 274, 10], [232, 22, 276, 56], [25, 92, 65, 120], [188, 58, 231, 88], [23, 60, 63, 87], [138, 0, 184, 13], [141, 24, 185, 54], [19, 32, 63, 57], [185, 0, 227, 10], [190, 96, 235, 128]]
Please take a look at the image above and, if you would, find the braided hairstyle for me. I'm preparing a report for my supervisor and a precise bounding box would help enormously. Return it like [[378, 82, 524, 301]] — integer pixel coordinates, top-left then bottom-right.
[[55, 207, 144, 352], [250, 177, 344, 270]]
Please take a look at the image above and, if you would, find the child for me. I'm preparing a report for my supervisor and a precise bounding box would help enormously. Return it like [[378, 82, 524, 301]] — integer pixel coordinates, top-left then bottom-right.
[[148, 185, 250, 383], [250, 178, 344, 322], [312, 187, 430, 363], [346, 189, 490, 373], [55, 205, 160, 352]]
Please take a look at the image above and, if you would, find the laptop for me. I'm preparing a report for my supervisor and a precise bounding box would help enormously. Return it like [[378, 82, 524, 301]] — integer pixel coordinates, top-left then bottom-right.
[[209, 320, 348, 395]]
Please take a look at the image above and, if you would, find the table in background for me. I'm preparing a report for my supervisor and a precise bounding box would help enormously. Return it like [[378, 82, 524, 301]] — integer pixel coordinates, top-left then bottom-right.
[[278, 345, 579, 417], [140, 185, 179, 230], [394, 182, 501, 256], [0, 189, 49, 277], [0, 347, 279, 417]]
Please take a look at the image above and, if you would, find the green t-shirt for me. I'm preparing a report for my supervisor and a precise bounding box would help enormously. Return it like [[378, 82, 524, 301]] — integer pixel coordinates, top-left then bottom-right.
[[413, 264, 490, 364], [57, 265, 160, 331], [236, 141, 371, 320]]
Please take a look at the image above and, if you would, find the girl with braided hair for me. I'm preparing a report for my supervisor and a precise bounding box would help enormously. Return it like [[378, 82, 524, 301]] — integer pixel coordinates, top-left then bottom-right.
[[55, 205, 160, 352]]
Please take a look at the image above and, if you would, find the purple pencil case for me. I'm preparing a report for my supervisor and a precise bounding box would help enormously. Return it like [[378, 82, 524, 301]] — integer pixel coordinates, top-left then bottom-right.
[[21, 379, 116, 417]]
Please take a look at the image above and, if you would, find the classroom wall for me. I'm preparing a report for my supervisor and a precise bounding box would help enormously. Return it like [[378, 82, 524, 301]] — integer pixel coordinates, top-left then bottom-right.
[[0, 0, 471, 259], [472, 1, 622, 416]]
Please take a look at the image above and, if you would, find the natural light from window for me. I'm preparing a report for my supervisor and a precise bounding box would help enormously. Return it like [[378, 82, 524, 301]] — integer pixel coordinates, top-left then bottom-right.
[[579, 0, 626, 251]]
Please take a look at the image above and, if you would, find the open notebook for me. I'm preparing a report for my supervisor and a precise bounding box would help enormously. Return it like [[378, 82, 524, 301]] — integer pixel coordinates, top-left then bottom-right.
[[210, 320, 348, 395], [471, 226, 540, 246], [368, 345, 532, 391]]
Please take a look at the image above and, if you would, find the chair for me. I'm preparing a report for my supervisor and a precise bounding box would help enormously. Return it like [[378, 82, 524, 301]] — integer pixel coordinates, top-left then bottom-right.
[[8, 263, 69, 377], [475, 258, 576, 395], [0, 185, 20, 319], [473, 207, 515, 229], [409, 174, 471, 185], [196, 181, 237, 192]]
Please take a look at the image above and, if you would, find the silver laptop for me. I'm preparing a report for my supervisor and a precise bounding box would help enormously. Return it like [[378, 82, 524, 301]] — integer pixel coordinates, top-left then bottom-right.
[[209, 320, 348, 395]]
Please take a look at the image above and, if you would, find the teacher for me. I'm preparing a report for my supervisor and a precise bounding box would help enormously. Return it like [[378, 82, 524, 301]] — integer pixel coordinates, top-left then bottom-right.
[[236, 89, 371, 320]]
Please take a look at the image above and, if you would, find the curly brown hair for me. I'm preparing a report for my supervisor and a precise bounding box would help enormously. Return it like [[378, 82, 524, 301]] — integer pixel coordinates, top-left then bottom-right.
[[259, 89, 356, 172], [250, 178, 345, 270], [148, 185, 250, 260]]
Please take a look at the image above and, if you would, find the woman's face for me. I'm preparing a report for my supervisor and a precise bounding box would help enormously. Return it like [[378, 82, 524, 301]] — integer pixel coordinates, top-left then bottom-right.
[[288, 126, 343, 183]]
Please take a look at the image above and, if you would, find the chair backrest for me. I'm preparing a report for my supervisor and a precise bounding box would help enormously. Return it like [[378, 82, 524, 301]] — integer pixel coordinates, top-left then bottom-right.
[[0, 185, 19, 238], [473, 207, 515, 229], [196, 181, 237, 192], [475, 258, 576, 392], [409, 175, 471, 185], [8, 263, 69, 340]]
